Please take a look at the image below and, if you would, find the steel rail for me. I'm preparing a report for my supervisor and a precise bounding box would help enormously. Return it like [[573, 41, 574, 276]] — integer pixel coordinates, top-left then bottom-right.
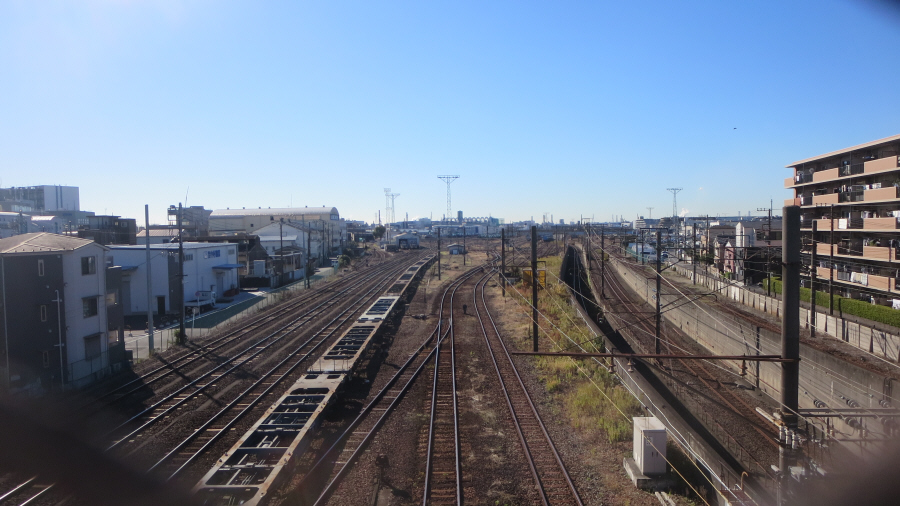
[[422, 267, 475, 505], [79, 257, 406, 408], [150, 254, 432, 478], [474, 266, 584, 506], [308, 267, 486, 505], [103, 256, 421, 452]]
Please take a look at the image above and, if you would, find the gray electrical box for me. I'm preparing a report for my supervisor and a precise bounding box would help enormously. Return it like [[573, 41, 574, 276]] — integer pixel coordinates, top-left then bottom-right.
[[633, 417, 667, 475]]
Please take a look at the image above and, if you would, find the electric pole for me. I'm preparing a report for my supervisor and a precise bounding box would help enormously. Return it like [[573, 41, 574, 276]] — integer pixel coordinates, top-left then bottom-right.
[[178, 203, 186, 345], [810, 221, 817, 337], [655, 228, 662, 356], [531, 225, 538, 353], [437, 228, 441, 280], [779, 205, 801, 506]]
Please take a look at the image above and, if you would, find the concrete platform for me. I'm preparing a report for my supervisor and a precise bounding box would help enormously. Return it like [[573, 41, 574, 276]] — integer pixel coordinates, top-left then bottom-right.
[[624, 457, 672, 491]]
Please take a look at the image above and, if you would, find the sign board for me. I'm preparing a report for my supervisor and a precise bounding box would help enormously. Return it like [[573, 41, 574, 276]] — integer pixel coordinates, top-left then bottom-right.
[[522, 268, 546, 288]]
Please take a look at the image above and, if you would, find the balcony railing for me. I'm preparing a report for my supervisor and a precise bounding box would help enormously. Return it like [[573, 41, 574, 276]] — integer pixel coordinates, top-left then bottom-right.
[[864, 155, 900, 175], [863, 186, 899, 202], [839, 190, 864, 203], [812, 193, 840, 205], [839, 163, 864, 177], [799, 196, 813, 206]]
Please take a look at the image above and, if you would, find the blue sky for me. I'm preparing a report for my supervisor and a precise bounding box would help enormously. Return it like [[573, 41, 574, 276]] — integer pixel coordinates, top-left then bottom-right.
[[2, 1, 899, 225]]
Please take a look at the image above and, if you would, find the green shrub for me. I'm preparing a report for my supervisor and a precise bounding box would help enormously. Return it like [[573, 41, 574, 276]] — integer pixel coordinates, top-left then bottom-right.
[[762, 277, 900, 328]]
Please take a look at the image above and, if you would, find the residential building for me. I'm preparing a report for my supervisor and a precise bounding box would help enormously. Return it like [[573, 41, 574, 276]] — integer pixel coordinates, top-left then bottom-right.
[[786, 133, 900, 303], [0, 233, 125, 392]]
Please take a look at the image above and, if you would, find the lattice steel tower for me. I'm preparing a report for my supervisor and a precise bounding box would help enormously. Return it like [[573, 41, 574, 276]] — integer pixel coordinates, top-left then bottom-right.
[[437, 175, 459, 222], [667, 188, 683, 218]]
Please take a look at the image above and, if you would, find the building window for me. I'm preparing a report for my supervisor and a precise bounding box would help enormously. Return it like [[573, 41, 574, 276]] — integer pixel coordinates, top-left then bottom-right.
[[38, 259, 45, 276], [82, 296, 99, 318], [184, 253, 193, 261], [81, 256, 96, 275], [40, 304, 48, 322], [84, 333, 101, 360], [42, 351, 50, 368]]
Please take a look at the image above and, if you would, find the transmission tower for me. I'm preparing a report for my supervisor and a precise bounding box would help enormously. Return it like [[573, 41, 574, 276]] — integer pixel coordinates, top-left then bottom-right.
[[437, 175, 459, 223], [384, 188, 392, 226], [388, 192, 400, 224], [667, 188, 683, 218], [646, 207, 653, 219]]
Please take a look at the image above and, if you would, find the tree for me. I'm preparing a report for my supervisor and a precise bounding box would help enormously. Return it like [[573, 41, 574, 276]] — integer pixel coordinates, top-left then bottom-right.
[[373, 225, 386, 240]]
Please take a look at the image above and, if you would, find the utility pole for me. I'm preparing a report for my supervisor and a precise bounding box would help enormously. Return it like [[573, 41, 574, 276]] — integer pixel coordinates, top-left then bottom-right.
[[279, 219, 284, 287], [437, 228, 442, 280], [779, 205, 801, 506], [655, 229, 662, 356], [306, 224, 312, 289], [810, 221, 817, 337], [177, 203, 186, 345], [531, 225, 538, 353], [463, 227, 466, 266], [145, 205, 154, 354], [501, 228, 506, 297]]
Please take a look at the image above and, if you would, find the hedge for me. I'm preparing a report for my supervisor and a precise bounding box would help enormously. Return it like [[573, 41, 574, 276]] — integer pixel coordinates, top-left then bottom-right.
[[762, 278, 900, 328]]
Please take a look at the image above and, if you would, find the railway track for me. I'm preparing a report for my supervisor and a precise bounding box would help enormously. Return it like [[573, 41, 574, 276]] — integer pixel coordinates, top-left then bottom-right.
[[78, 254, 418, 413], [583, 234, 779, 494], [304, 266, 485, 506], [472, 267, 583, 506], [0, 476, 54, 506], [102, 255, 427, 473]]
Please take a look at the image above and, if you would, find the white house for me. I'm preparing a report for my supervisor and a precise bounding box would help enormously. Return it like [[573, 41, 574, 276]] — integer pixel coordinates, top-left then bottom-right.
[[109, 243, 240, 316]]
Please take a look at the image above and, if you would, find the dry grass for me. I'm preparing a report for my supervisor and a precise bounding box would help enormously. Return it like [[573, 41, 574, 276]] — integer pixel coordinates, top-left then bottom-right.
[[508, 255, 642, 443]]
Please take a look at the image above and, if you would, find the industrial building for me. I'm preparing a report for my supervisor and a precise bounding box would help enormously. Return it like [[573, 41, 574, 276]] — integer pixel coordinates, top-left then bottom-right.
[[109, 243, 240, 317], [393, 233, 419, 249], [208, 206, 345, 257], [0, 185, 80, 213], [0, 233, 125, 392], [786, 133, 900, 303]]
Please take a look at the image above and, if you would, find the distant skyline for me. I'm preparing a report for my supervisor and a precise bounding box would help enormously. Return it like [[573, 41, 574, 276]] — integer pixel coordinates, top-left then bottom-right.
[[2, 1, 899, 225]]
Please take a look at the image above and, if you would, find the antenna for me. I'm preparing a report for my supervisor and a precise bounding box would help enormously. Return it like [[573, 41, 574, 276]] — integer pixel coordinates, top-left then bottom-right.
[[437, 175, 459, 224]]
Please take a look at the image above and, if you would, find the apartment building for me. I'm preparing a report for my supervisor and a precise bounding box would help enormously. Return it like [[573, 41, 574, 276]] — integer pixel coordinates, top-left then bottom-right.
[[786, 133, 900, 303]]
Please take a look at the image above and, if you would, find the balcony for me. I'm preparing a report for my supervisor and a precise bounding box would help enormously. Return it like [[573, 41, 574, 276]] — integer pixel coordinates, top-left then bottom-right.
[[864, 156, 900, 175], [785, 197, 799, 207], [813, 167, 840, 183], [863, 217, 900, 230], [812, 193, 840, 205], [839, 163, 864, 177], [863, 186, 899, 202], [785, 177, 794, 189], [838, 190, 864, 203], [815, 267, 895, 291]]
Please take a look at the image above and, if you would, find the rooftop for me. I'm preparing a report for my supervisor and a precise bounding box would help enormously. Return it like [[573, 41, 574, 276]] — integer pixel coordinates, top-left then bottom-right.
[[210, 207, 338, 218], [0, 232, 98, 254], [787, 133, 900, 167]]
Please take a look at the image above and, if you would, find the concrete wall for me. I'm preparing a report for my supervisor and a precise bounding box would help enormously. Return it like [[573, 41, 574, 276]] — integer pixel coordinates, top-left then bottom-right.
[[606, 255, 897, 453], [670, 263, 900, 364]]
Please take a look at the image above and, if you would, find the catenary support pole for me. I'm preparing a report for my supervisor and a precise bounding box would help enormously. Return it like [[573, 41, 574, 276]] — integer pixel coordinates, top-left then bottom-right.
[[531, 225, 538, 352], [655, 229, 662, 356], [692, 225, 697, 285], [810, 221, 817, 337], [779, 205, 801, 506], [601, 226, 606, 298], [829, 205, 835, 315], [437, 228, 441, 280], [145, 205, 154, 354], [501, 228, 506, 297]]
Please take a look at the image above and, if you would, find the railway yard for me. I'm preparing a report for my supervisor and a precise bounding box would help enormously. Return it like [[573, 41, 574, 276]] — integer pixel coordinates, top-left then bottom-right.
[[1, 235, 899, 506]]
